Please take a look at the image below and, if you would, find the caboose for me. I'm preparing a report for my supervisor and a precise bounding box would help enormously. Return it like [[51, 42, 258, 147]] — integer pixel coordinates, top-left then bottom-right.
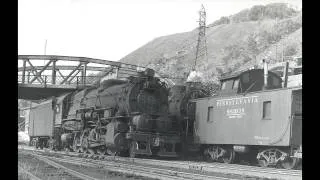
[[189, 66, 302, 169]]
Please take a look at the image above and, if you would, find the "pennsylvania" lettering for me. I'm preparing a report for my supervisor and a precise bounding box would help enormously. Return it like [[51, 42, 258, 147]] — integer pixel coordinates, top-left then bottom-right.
[[216, 96, 258, 107]]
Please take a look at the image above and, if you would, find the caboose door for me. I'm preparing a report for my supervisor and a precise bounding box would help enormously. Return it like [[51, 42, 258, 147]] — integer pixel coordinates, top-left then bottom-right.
[[290, 89, 302, 146]]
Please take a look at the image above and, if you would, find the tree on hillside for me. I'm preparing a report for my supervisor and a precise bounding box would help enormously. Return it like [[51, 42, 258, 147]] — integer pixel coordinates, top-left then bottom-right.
[[275, 19, 301, 35], [230, 9, 250, 23], [248, 5, 265, 21], [216, 67, 224, 75], [284, 44, 298, 56], [211, 16, 230, 27], [264, 3, 298, 19], [247, 33, 259, 58]]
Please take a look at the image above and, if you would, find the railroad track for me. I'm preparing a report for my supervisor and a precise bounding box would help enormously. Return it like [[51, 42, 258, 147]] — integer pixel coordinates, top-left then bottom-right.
[[19, 150, 99, 180], [19, 146, 302, 180], [22, 150, 236, 180]]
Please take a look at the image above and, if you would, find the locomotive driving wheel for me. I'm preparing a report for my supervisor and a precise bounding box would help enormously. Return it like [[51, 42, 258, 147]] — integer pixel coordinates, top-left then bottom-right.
[[88, 148, 96, 155], [97, 146, 106, 155], [81, 136, 89, 154], [106, 148, 117, 156], [72, 136, 81, 153]]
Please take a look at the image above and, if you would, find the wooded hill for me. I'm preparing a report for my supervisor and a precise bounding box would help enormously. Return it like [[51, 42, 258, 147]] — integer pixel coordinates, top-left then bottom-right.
[[120, 3, 302, 84]]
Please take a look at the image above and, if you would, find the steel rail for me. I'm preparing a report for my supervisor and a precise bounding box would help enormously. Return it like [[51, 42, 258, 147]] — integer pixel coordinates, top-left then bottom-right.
[[18, 164, 42, 180], [19, 146, 302, 180], [37, 153, 236, 180], [32, 153, 99, 180], [67, 154, 302, 179]]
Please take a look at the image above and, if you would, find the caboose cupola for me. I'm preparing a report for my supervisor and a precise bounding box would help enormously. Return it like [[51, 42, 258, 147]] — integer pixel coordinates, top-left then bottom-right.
[[219, 69, 283, 96]]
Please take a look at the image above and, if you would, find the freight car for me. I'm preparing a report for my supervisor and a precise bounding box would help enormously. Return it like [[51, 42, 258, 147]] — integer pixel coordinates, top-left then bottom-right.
[[187, 65, 302, 169], [28, 68, 180, 158]]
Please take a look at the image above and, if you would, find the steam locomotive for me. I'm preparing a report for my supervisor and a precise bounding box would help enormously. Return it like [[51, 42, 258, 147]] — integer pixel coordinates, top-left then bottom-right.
[[27, 68, 180, 158]]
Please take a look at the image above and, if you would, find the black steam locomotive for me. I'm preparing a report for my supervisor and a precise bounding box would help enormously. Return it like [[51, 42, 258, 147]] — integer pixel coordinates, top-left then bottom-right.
[[28, 68, 180, 158]]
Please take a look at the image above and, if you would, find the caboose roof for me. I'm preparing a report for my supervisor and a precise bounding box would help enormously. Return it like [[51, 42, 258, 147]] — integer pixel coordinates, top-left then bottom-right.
[[219, 69, 280, 82]]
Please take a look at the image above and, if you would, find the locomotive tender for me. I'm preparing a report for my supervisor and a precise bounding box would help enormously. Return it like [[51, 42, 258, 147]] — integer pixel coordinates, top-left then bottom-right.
[[187, 68, 302, 169], [27, 68, 180, 158]]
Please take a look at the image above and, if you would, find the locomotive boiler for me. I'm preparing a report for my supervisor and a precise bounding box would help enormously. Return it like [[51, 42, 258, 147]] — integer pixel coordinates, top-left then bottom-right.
[[28, 68, 180, 158]]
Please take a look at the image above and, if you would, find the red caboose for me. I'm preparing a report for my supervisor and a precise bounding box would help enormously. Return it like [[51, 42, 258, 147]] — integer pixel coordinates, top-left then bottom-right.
[[191, 68, 302, 169]]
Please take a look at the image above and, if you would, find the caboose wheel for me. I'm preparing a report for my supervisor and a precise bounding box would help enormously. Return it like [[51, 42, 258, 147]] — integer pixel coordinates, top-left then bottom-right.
[[205, 145, 234, 163], [280, 157, 299, 169], [221, 148, 235, 164], [258, 159, 269, 167]]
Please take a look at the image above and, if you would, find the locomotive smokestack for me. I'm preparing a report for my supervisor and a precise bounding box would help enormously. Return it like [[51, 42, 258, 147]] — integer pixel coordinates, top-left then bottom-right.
[[263, 59, 268, 90]]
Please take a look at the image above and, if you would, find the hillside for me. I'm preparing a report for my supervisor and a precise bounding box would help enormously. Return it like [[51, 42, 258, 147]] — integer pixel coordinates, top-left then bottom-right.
[[120, 3, 302, 84]]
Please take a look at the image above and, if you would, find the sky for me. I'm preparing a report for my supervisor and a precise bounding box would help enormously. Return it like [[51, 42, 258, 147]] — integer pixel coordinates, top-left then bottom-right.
[[18, 0, 302, 62]]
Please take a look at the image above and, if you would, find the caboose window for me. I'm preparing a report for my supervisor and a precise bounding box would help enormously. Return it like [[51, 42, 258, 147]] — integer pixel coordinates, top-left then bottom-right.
[[221, 82, 226, 90], [233, 79, 239, 89], [207, 106, 214, 122], [272, 77, 280, 87], [242, 73, 250, 83], [263, 101, 271, 119]]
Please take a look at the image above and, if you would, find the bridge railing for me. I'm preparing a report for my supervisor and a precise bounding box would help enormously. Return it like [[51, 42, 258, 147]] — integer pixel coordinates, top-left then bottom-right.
[[18, 74, 102, 87]]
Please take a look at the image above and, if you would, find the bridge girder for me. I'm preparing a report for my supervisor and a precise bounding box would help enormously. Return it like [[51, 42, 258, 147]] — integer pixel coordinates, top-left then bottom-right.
[[18, 55, 175, 100]]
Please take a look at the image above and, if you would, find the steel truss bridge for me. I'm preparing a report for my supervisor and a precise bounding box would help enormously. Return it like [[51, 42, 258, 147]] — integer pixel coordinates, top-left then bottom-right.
[[18, 55, 174, 100]]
